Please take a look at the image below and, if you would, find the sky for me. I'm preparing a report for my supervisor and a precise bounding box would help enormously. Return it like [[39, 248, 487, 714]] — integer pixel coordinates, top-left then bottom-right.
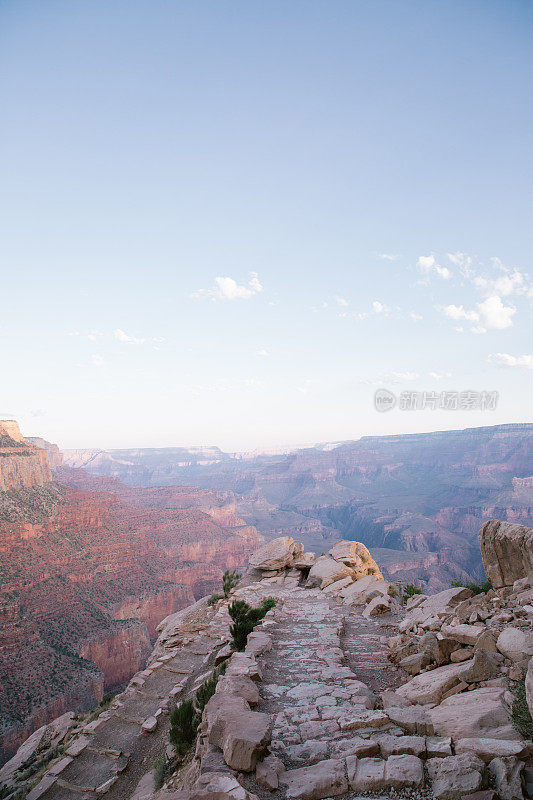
[[1, 0, 532, 451]]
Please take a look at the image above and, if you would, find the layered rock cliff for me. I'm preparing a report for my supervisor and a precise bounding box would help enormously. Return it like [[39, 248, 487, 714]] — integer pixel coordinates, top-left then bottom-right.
[[63, 423, 533, 591], [0, 421, 52, 491], [0, 429, 261, 764]]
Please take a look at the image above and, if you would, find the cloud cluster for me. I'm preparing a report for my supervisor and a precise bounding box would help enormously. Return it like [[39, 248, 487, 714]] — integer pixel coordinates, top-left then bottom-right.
[[192, 272, 263, 301], [488, 352, 533, 370], [416, 254, 451, 282]]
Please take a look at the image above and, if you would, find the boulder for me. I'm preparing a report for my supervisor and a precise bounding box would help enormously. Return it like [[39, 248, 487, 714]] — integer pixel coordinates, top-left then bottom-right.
[[306, 556, 355, 589], [395, 661, 473, 705], [479, 519, 533, 589], [340, 575, 389, 605], [249, 537, 304, 571], [427, 753, 484, 799], [399, 587, 473, 633], [216, 675, 260, 706], [204, 694, 271, 771], [428, 687, 518, 741], [327, 541, 383, 579], [440, 624, 486, 646], [455, 738, 529, 763], [293, 552, 316, 570], [363, 595, 391, 618], [460, 650, 504, 683], [280, 758, 348, 800], [488, 756, 525, 800], [255, 755, 285, 790], [191, 772, 260, 800], [497, 627, 533, 663]]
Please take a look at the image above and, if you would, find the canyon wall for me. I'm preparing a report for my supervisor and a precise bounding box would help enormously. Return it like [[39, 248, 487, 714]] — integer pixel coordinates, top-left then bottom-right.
[[64, 423, 533, 591], [0, 421, 52, 491], [0, 432, 261, 763]]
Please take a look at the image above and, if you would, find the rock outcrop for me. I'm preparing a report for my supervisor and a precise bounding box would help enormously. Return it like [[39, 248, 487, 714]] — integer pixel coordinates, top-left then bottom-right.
[[0, 420, 52, 491], [480, 519, 533, 588]]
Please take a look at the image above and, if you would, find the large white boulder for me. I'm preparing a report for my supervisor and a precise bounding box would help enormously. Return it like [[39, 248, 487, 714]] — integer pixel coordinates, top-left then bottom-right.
[[306, 556, 355, 589], [327, 541, 383, 580], [249, 537, 304, 571], [497, 627, 533, 663]]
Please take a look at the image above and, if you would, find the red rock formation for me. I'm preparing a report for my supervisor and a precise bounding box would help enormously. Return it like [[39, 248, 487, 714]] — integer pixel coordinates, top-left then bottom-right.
[[0, 421, 51, 491], [0, 446, 260, 763]]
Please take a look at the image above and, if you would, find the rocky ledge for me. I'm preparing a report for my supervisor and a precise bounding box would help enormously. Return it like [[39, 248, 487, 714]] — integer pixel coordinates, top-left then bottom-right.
[[2, 524, 533, 800]]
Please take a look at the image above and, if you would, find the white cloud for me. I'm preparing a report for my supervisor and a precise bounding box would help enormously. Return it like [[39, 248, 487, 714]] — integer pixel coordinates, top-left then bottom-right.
[[429, 371, 452, 380], [362, 370, 419, 385], [477, 295, 516, 330], [474, 269, 525, 298], [378, 253, 399, 261], [255, 349, 269, 357], [447, 252, 473, 277], [114, 328, 146, 345], [91, 354, 105, 367], [417, 254, 451, 281], [441, 304, 479, 323], [335, 295, 349, 307], [440, 295, 515, 333], [372, 300, 389, 314], [409, 312, 423, 322], [488, 352, 533, 369], [192, 272, 263, 301]]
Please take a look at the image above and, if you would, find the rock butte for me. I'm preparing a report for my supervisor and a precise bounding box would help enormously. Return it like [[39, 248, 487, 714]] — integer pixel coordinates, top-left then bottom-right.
[[1, 524, 533, 800]]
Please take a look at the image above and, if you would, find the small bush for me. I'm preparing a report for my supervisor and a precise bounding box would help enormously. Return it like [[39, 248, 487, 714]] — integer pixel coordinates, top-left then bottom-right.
[[228, 597, 276, 651], [223, 569, 241, 598], [153, 758, 167, 790], [195, 662, 226, 717], [169, 699, 197, 757], [512, 669, 533, 738], [451, 578, 492, 595], [403, 583, 422, 599], [208, 592, 223, 606]]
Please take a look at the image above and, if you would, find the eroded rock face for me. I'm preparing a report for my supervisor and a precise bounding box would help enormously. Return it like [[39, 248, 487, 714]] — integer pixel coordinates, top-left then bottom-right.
[[0, 421, 52, 491], [479, 519, 533, 588], [327, 541, 383, 580], [248, 537, 304, 571]]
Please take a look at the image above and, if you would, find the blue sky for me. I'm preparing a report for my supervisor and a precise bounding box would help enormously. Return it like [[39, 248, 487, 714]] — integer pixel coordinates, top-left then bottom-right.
[[1, 0, 532, 450]]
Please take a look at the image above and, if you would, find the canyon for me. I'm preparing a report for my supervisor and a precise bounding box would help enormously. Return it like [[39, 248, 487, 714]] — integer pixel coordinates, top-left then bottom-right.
[[0, 422, 260, 763], [65, 423, 533, 591], [2, 525, 533, 800]]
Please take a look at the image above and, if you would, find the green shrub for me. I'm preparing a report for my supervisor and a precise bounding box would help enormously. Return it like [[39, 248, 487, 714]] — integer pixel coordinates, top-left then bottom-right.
[[169, 699, 197, 756], [223, 569, 241, 597], [228, 597, 276, 651], [512, 669, 533, 738], [153, 758, 167, 790], [450, 578, 492, 595], [195, 662, 226, 717], [403, 583, 422, 599]]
